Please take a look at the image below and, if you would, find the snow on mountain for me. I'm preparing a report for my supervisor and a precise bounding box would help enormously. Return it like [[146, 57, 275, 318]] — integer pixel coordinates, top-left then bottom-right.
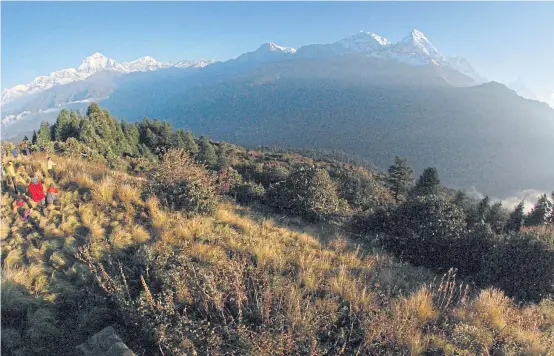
[[258, 42, 297, 53], [234, 42, 297, 62], [2, 53, 212, 105], [445, 57, 486, 84], [389, 29, 447, 66], [121, 56, 169, 72], [336, 31, 390, 54], [77, 52, 127, 73], [3, 29, 487, 107], [173, 60, 216, 68], [294, 29, 485, 84], [507, 77, 540, 101]]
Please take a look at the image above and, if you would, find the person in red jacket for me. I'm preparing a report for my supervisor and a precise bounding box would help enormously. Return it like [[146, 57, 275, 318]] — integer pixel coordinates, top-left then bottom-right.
[[46, 183, 59, 206], [28, 176, 46, 208]]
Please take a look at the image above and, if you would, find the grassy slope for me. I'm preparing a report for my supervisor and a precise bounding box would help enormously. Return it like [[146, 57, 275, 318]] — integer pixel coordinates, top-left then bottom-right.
[[1, 153, 554, 355]]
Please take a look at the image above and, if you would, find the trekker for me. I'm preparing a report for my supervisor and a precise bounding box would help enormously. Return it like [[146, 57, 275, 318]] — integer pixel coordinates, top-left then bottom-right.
[[5, 161, 18, 191], [1, 162, 7, 192], [46, 183, 59, 206], [22, 141, 30, 156], [47, 157, 57, 179], [12, 147, 18, 159], [28, 176, 46, 210]]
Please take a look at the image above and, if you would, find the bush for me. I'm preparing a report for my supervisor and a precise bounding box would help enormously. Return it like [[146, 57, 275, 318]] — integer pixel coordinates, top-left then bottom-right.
[[266, 166, 347, 222], [376, 195, 467, 270], [232, 181, 265, 204], [216, 167, 243, 195], [330, 166, 393, 211], [450, 223, 495, 277], [146, 149, 218, 216], [480, 231, 554, 302]]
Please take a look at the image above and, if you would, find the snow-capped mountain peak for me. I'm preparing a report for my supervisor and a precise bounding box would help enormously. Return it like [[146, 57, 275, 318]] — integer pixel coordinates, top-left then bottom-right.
[[394, 29, 442, 58], [507, 77, 540, 101], [258, 42, 297, 53], [77, 52, 122, 73], [336, 31, 390, 52], [2, 52, 215, 104], [173, 60, 216, 69], [121, 56, 169, 72]]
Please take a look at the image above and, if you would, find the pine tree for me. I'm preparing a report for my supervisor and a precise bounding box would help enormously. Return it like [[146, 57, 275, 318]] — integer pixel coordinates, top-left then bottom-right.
[[548, 192, 554, 225], [411, 167, 440, 197], [386, 156, 414, 203], [505, 201, 525, 232], [183, 131, 198, 155], [160, 121, 173, 149], [217, 144, 230, 169], [32, 131, 38, 145], [452, 190, 472, 215], [36, 121, 52, 146], [486, 201, 507, 234], [476, 196, 491, 221], [525, 194, 553, 226], [23, 135, 29, 141], [173, 129, 186, 150], [121, 120, 140, 155], [54, 109, 72, 141], [197, 136, 217, 167]]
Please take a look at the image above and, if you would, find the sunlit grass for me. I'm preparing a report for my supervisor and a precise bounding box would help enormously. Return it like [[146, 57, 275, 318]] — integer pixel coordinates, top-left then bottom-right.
[[93, 176, 115, 204], [1, 152, 553, 356]]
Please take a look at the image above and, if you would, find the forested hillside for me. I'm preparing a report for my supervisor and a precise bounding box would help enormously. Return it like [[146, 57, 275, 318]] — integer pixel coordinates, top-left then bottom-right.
[[2, 104, 554, 355], [101, 55, 554, 198]]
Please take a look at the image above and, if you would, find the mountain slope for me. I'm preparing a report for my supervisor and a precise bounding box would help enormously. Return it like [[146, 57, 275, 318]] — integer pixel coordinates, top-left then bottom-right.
[[1, 52, 211, 105], [102, 56, 554, 198]]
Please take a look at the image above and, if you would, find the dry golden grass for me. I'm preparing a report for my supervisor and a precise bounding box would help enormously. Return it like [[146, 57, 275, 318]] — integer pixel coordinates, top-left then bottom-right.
[[115, 183, 143, 207], [75, 173, 95, 190], [109, 226, 134, 249], [146, 196, 168, 231], [78, 203, 106, 240], [5, 248, 24, 267], [2, 152, 554, 356], [93, 176, 115, 204], [130, 224, 151, 244]]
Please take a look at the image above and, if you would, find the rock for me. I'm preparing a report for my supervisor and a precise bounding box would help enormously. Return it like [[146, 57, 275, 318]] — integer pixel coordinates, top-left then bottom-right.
[[77, 326, 135, 356]]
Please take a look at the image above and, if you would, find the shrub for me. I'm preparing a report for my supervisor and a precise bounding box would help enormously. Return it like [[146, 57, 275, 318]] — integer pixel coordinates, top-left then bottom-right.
[[480, 231, 554, 302], [232, 181, 265, 204], [266, 166, 347, 222], [331, 166, 393, 211], [450, 223, 495, 277], [376, 195, 467, 270], [146, 149, 218, 216], [216, 167, 243, 195]]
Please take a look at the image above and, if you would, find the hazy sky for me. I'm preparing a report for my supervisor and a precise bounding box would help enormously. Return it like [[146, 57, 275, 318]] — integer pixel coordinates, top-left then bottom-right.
[[2, 1, 553, 101]]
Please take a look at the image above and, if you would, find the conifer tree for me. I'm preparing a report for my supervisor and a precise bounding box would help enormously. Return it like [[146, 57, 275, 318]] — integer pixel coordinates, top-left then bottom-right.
[[548, 192, 554, 225], [54, 109, 72, 141], [217, 144, 230, 169], [525, 194, 553, 226], [197, 136, 217, 167], [505, 201, 525, 232], [386, 156, 414, 203], [173, 129, 186, 150], [36, 121, 52, 146], [121, 120, 140, 155], [32, 130, 38, 145], [183, 131, 198, 155], [486, 201, 507, 234], [411, 167, 440, 197]]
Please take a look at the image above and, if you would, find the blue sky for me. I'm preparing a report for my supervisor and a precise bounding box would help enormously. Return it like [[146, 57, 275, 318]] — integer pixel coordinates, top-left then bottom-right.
[[2, 1, 553, 100]]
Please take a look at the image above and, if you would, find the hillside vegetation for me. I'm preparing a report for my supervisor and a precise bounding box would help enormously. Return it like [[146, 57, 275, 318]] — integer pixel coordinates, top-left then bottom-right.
[[2, 104, 554, 355]]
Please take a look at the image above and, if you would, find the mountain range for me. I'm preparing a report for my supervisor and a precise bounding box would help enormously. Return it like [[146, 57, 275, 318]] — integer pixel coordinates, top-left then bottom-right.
[[2, 29, 553, 198]]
